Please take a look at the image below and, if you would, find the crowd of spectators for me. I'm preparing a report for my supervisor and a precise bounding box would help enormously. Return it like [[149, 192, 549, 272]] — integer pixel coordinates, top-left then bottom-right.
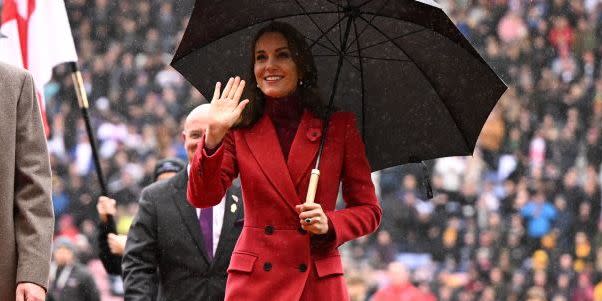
[[1, 0, 600, 300], [346, 0, 602, 300]]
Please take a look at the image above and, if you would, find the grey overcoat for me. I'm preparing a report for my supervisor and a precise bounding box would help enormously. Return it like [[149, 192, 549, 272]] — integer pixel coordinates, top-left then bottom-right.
[[0, 62, 54, 300]]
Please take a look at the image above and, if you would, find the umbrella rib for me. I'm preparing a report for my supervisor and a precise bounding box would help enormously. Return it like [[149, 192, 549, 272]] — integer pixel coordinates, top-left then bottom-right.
[[307, 37, 340, 56], [358, 0, 379, 8], [323, 0, 344, 9], [344, 14, 374, 51], [344, 0, 392, 51], [358, 14, 472, 152], [338, 2, 343, 47], [343, 58, 362, 73], [314, 54, 410, 62], [359, 56, 411, 62], [295, 14, 361, 73], [347, 28, 429, 54], [311, 56, 362, 72], [307, 14, 347, 54], [310, 52, 362, 73], [292, 0, 341, 54], [352, 17, 367, 143]]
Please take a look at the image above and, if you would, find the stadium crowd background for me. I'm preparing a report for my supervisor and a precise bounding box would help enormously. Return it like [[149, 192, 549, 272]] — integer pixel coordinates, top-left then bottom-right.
[[1, 0, 601, 300]]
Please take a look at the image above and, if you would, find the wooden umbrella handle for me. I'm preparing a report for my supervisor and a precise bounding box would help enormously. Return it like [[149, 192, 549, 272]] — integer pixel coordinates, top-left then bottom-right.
[[305, 169, 321, 204]]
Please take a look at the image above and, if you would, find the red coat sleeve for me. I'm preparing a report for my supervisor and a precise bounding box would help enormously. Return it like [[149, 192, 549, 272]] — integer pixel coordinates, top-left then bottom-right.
[[187, 132, 238, 208], [323, 114, 382, 248]]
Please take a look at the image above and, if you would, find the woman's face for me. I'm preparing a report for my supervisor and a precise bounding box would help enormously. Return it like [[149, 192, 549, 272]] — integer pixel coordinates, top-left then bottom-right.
[[254, 32, 299, 98]]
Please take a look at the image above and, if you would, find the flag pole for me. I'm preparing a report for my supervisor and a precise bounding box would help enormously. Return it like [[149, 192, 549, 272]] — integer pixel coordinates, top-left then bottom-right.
[[67, 62, 108, 196]]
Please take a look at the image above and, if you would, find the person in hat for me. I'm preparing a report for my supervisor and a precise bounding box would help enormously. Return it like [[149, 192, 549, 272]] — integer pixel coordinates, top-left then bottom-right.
[[187, 22, 382, 300], [154, 157, 187, 181], [47, 237, 100, 301], [123, 104, 243, 301]]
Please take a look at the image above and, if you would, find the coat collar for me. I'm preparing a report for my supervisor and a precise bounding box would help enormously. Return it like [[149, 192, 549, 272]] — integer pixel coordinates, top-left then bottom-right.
[[288, 111, 323, 188], [213, 190, 239, 262], [242, 111, 322, 209]]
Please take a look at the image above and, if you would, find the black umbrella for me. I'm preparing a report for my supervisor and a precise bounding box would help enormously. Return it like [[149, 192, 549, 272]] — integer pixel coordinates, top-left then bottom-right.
[[171, 0, 507, 174]]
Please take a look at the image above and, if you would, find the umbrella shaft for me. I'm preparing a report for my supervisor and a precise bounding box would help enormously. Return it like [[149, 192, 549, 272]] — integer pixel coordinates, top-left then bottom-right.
[[327, 15, 354, 109], [305, 169, 321, 204], [315, 15, 355, 170]]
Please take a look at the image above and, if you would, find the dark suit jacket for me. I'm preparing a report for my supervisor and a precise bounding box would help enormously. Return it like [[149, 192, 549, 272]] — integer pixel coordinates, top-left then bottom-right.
[[47, 264, 100, 301], [122, 170, 243, 301]]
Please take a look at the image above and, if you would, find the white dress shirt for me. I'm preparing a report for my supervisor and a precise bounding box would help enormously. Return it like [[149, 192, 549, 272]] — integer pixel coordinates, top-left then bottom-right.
[[188, 165, 225, 256]]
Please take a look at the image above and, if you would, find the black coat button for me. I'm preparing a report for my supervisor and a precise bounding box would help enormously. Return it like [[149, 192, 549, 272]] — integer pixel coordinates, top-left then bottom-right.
[[297, 227, 307, 235], [264, 225, 274, 235], [263, 262, 272, 271], [298, 263, 308, 272]]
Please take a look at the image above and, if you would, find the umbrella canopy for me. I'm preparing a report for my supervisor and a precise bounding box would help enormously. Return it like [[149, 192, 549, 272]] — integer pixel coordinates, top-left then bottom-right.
[[171, 0, 507, 171]]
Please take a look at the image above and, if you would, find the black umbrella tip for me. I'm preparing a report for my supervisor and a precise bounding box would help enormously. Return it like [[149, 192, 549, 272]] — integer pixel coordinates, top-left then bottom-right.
[[421, 161, 434, 200]]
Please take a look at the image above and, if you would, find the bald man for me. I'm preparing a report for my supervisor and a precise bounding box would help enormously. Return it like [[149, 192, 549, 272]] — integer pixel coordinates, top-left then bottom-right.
[[123, 105, 243, 301]]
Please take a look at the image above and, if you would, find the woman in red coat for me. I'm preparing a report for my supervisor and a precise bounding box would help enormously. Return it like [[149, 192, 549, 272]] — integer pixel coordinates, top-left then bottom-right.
[[187, 21, 382, 300]]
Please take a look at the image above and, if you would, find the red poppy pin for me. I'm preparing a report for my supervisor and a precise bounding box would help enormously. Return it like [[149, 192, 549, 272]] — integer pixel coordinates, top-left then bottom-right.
[[307, 128, 322, 142]]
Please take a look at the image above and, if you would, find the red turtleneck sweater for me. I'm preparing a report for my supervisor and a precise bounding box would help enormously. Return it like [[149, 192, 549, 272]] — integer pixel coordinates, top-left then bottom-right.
[[264, 96, 303, 160]]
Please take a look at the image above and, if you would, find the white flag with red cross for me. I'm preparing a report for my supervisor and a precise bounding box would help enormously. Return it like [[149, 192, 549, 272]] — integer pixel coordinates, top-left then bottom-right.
[[0, 0, 78, 136]]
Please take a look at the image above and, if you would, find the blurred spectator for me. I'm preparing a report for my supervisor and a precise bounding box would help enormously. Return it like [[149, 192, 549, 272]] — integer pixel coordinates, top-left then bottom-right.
[[347, 273, 370, 301], [572, 273, 595, 301], [371, 262, 436, 301], [526, 286, 547, 301], [52, 176, 71, 219], [553, 195, 574, 253], [47, 237, 100, 301], [521, 188, 557, 252], [479, 107, 506, 170], [370, 230, 397, 269]]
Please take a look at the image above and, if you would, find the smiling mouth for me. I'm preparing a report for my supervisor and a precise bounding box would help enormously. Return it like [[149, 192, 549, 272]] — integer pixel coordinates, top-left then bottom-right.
[[264, 75, 284, 82]]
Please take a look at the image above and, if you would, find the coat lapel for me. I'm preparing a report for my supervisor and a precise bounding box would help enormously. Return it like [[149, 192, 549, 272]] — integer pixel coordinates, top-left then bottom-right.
[[242, 114, 300, 210], [213, 190, 238, 262], [171, 171, 211, 264], [288, 111, 323, 189]]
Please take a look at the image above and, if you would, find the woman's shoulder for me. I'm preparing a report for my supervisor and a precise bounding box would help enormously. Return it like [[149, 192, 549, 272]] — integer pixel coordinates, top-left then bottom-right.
[[327, 112, 361, 139], [329, 111, 357, 124]]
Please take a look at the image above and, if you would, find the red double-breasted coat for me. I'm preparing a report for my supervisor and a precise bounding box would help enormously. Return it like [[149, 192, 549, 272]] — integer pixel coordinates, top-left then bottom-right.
[[188, 110, 382, 301]]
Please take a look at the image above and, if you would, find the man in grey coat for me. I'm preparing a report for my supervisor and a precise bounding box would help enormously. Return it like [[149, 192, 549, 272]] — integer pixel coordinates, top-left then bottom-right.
[[0, 62, 54, 301]]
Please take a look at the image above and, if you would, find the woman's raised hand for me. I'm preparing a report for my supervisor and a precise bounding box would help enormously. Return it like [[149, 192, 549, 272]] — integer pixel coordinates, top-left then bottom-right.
[[205, 76, 250, 148]]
